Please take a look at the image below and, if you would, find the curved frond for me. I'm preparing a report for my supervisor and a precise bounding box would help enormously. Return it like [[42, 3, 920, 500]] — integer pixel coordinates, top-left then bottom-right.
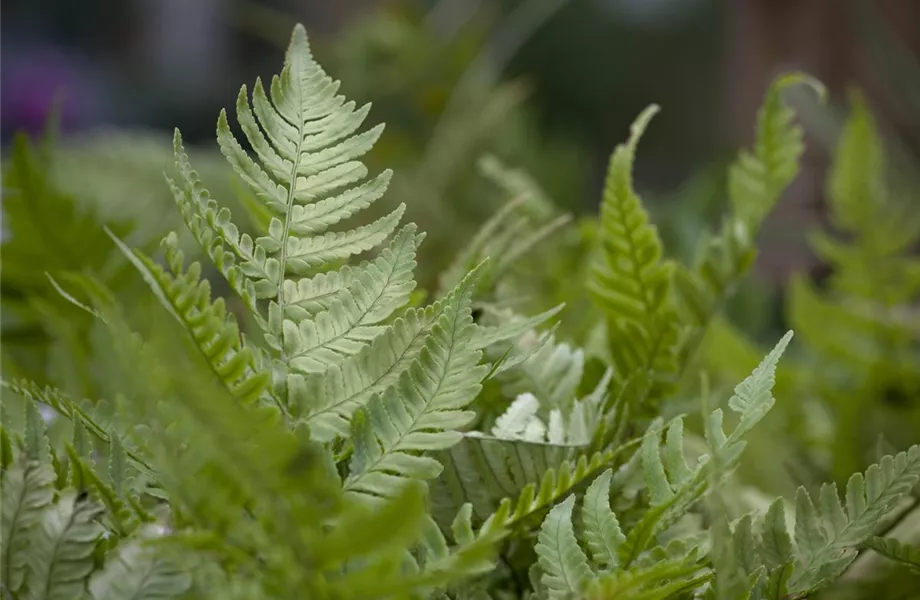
[[108, 232, 270, 405], [728, 72, 824, 229], [588, 105, 679, 402]]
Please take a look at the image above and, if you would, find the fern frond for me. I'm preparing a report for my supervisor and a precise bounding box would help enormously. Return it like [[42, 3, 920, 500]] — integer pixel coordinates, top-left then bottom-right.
[[344, 275, 486, 502], [25, 491, 105, 600], [789, 444, 920, 592], [728, 72, 824, 229], [674, 73, 821, 372], [826, 90, 885, 236], [108, 231, 270, 405], [864, 536, 920, 573], [588, 105, 680, 402], [296, 271, 479, 441], [580, 469, 626, 570], [617, 332, 792, 566], [535, 495, 594, 599], [2, 458, 56, 593], [89, 540, 190, 600], [216, 24, 400, 313]]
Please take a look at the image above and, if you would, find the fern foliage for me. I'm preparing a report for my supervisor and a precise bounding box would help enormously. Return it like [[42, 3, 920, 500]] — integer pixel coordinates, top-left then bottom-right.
[[726, 445, 920, 597], [588, 105, 680, 403], [5, 17, 919, 600]]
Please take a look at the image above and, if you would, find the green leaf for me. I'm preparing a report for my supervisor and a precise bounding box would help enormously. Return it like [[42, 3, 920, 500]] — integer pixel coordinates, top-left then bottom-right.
[[89, 541, 190, 600], [25, 491, 105, 600], [2, 459, 56, 593], [580, 469, 625, 570], [535, 495, 593, 599]]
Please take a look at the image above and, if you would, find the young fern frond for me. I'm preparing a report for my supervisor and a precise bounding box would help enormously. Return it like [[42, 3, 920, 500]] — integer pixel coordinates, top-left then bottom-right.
[[588, 105, 680, 403], [673, 73, 823, 370], [728, 73, 825, 230], [108, 231, 270, 405], [790, 444, 920, 591]]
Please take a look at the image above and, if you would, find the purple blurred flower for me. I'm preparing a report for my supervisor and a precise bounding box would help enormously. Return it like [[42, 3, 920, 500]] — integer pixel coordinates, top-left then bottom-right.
[[1, 47, 99, 136]]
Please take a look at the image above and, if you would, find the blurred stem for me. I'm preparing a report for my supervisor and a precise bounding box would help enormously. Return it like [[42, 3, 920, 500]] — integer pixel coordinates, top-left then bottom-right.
[[234, 1, 295, 48], [433, 0, 574, 139]]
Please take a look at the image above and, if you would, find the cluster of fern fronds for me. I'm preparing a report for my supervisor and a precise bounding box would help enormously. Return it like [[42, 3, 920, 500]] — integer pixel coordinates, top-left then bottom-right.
[[2, 23, 919, 600]]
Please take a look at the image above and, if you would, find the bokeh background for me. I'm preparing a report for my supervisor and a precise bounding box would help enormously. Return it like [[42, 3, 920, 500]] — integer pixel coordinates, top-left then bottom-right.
[[4, 0, 918, 295]]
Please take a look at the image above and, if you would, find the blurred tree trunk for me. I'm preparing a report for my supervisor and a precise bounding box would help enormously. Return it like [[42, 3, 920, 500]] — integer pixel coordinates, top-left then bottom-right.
[[726, 0, 919, 283]]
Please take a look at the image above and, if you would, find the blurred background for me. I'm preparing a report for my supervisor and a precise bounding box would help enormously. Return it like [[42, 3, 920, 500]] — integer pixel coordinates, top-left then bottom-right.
[[3, 0, 919, 289]]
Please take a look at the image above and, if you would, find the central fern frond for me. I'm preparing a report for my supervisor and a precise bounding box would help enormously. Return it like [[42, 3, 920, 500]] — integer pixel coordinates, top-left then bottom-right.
[[173, 25, 410, 380]]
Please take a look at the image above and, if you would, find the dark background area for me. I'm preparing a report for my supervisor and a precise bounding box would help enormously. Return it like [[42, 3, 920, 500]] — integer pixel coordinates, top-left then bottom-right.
[[3, 0, 919, 283]]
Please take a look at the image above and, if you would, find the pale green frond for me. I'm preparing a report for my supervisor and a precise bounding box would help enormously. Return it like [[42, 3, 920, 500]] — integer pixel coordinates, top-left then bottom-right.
[[2, 459, 56, 593], [725, 330, 793, 444], [89, 541, 190, 600], [431, 432, 583, 526], [728, 72, 824, 229], [25, 491, 105, 600], [535, 495, 593, 599], [215, 23, 398, 323], [580, 469, 625, 570], [344, 278, 486, 501], [296, 271, 479, 440], [789, 444, 920, 592], [274, 221, 420, 372], [282, 223, 423, 321]]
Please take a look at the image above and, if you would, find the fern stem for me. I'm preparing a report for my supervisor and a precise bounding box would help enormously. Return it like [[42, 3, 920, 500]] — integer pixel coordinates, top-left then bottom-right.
[[276, 98, 307, 360]]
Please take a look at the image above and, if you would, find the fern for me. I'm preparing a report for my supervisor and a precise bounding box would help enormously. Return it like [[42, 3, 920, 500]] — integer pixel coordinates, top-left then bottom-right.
[[108, 232, 270, 405], [588, 105, 680, 404], [720, 446, 920, 597], [864, 537, 920, 573], [2, 459, 56, 594], [344, 273, 486, 502], [531, 332, 791, 597], [673, 73, 823, 373]]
